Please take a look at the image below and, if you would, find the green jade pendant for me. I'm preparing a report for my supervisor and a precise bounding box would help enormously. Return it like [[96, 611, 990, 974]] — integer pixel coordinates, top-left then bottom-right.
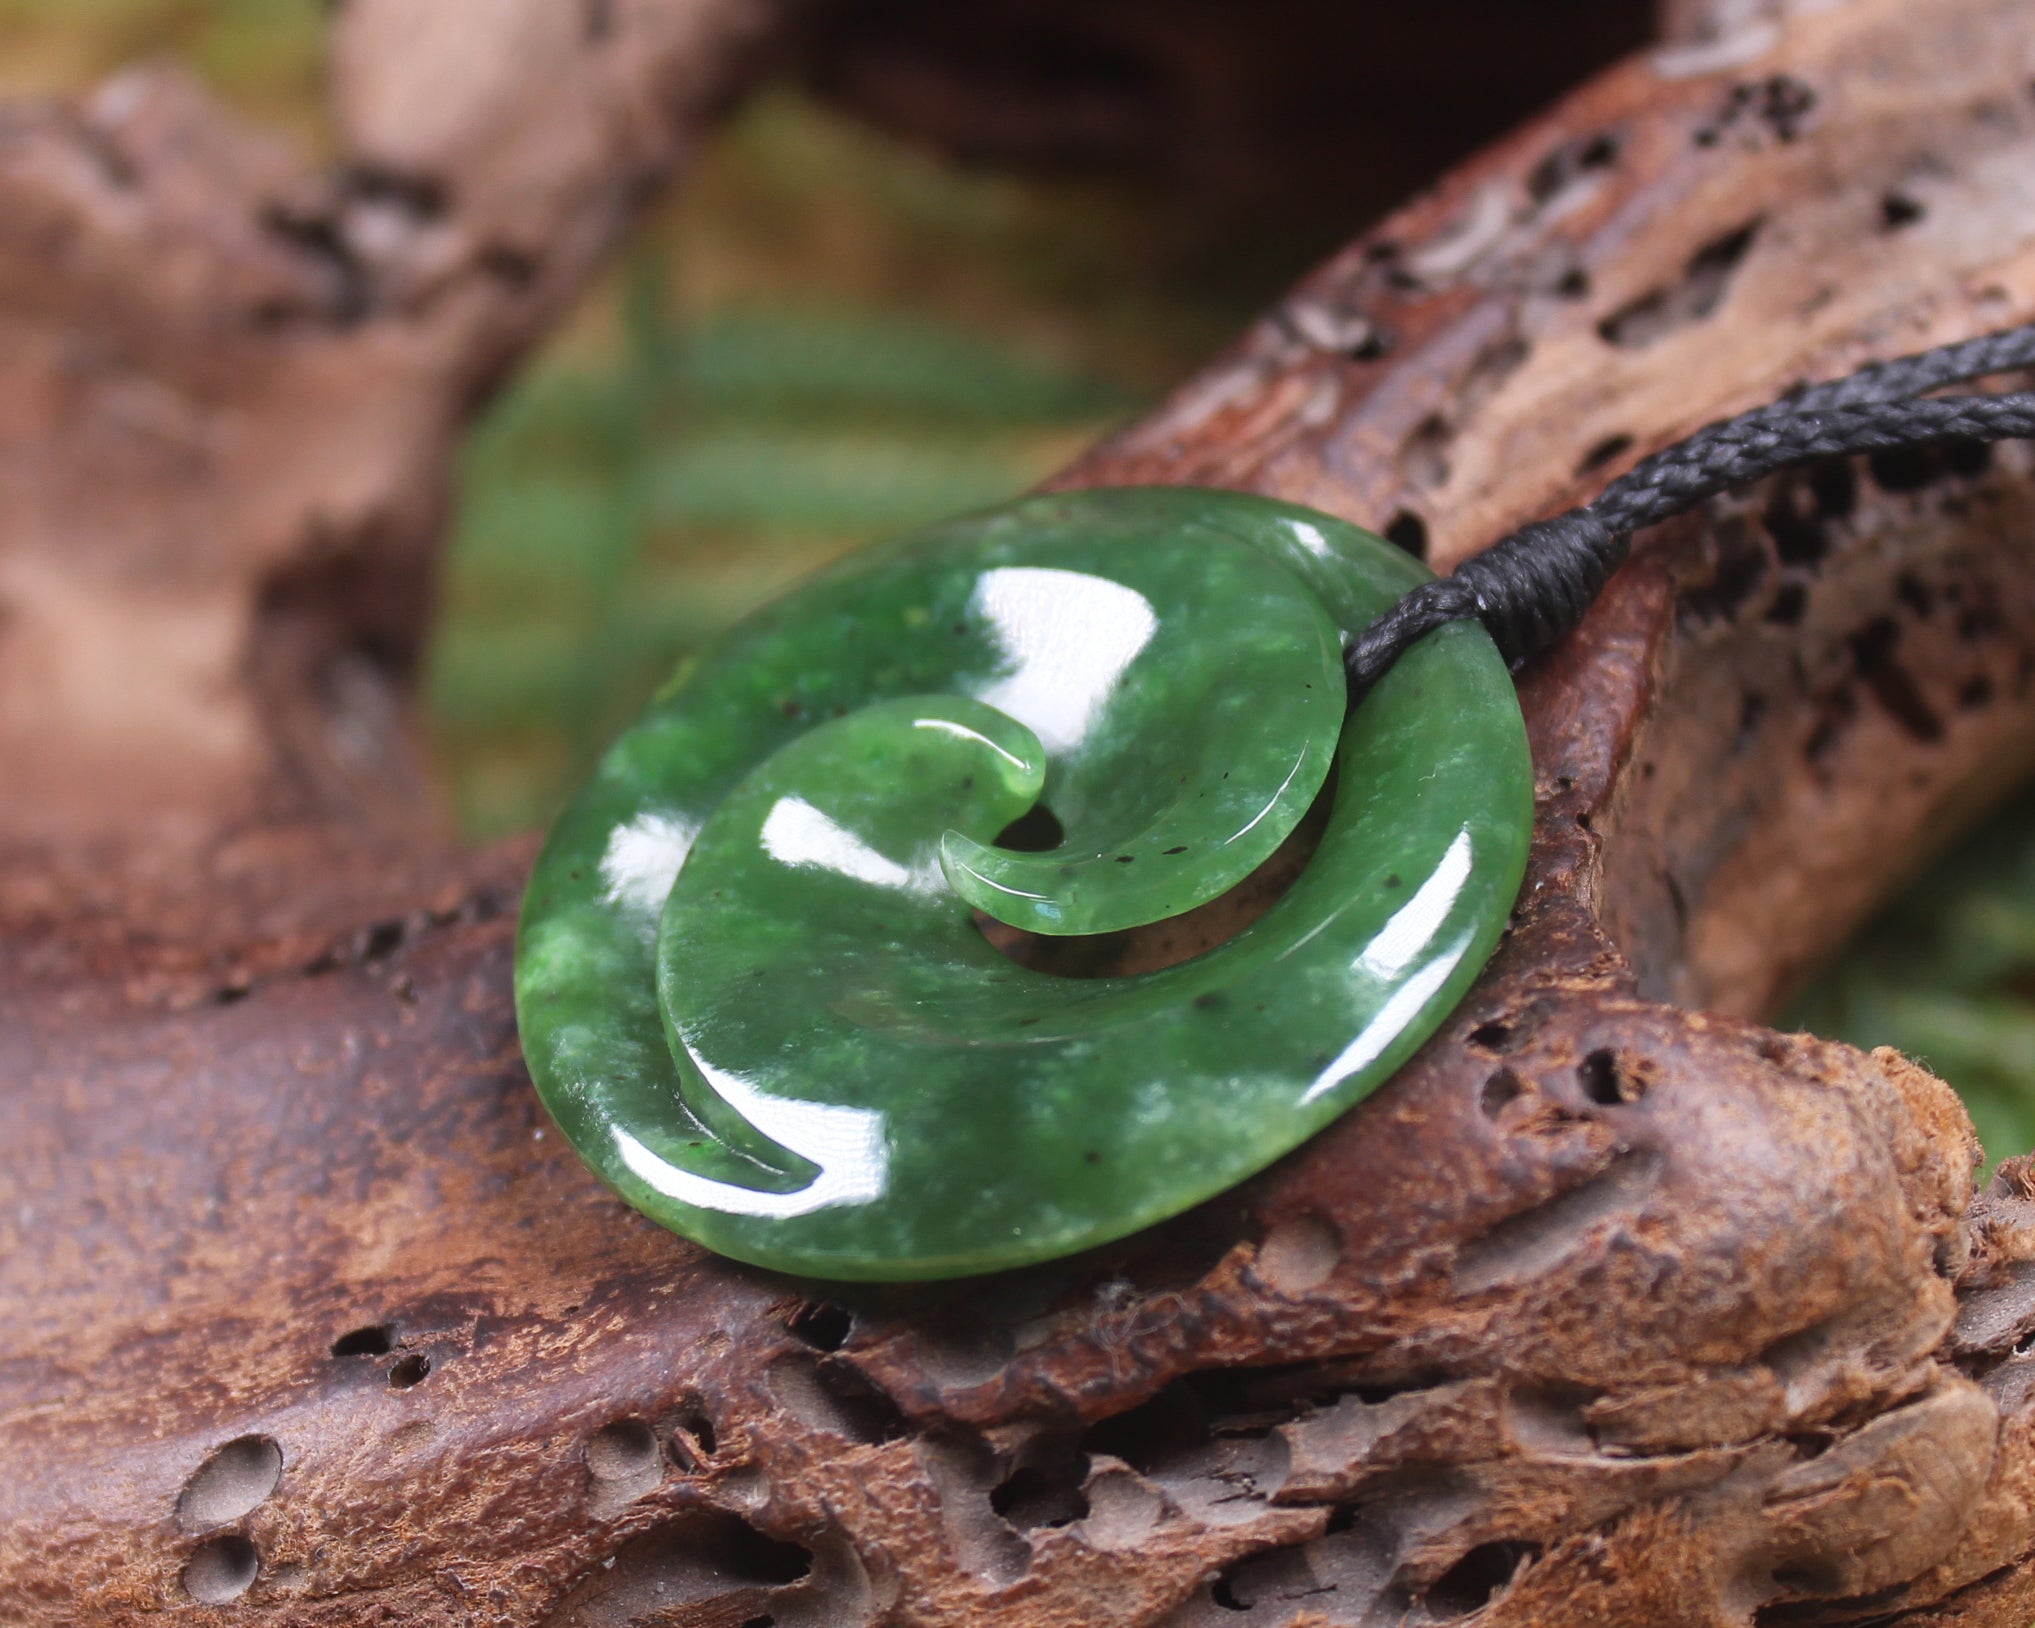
[[516, 488, 1533, 1280]]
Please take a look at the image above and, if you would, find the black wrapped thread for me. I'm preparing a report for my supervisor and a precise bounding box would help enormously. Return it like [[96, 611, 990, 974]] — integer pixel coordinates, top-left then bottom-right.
[[1345, 322, 2035, 697]]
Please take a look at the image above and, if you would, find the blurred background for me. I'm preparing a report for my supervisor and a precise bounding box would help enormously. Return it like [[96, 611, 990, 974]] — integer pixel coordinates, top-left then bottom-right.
[[6, 0, 2035, 1164]]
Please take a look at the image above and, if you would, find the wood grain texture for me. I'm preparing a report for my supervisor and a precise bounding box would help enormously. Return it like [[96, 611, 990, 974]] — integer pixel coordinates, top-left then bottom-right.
[[0, 0, 783, 918], [11, 1, 2035, 1625]]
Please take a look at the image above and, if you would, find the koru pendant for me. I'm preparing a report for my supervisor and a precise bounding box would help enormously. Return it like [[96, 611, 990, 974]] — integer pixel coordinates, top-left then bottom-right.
[[515, 487, 1533, 1280]]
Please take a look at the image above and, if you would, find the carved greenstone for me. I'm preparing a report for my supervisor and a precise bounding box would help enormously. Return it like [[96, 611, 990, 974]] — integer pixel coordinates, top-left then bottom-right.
[[515, 487, 1533, 1280]]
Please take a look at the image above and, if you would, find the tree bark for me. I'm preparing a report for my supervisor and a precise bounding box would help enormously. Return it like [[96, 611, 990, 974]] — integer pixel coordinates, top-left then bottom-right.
[[11, 2, 2035, 1626], [800, 0, 1652, 220], [0, 0, 784, 933]]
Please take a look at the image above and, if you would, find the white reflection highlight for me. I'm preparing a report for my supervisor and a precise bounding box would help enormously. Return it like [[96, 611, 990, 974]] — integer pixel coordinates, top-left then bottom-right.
[[1360, 831, 1474, 981], [1302, 932, 1474, 1105], [1298, 832, 1480, 1106], [972, 566, 1157, 752], [913, 713, 1037, 778], [762, 796, 920, 891], [601, 811, 700, 918], [1282, 518, 1334, 561], [612, 1057, 889, 1219]]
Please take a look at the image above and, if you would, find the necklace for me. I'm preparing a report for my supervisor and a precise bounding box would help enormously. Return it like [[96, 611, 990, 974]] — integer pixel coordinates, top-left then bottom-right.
[[515, 322, 2035, 1281]]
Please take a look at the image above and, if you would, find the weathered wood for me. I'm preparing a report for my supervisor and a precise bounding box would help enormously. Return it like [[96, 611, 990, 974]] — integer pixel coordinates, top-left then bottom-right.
[[0, 0, 783, 929], [11, 2, 2035, 1625], [801, 0, 1651, 219]]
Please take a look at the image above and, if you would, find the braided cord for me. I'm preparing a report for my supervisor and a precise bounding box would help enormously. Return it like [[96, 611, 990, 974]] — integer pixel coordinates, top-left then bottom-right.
[[1345, 324, 2035, 697]]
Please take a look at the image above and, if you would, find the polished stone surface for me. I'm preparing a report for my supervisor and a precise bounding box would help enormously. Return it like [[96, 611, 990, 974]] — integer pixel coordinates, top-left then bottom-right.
[[516, 488, 1533, 1279]]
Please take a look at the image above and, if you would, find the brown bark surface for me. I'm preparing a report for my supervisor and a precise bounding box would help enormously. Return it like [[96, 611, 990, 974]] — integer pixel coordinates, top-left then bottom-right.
[[0, 0, 783, 939], [11, 2, 2035, 1625], [801, 0, 1652, 218]]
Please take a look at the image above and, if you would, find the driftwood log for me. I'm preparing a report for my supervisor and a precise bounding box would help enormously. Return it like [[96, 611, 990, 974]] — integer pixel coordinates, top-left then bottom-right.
[[13, 1, 2035, 1624]]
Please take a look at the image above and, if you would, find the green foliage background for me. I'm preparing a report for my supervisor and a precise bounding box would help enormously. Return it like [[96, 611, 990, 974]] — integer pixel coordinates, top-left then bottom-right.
[[8, 2, 2035, 1167]]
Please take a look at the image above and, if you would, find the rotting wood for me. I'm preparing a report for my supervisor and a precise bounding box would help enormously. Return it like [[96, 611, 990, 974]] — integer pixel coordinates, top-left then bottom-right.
[[12, 2, 2035, 1626], [0, 0, 786, 918]]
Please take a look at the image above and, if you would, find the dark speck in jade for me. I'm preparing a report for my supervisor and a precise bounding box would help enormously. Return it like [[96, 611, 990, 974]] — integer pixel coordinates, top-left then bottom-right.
[[514, 487, 1533, 1280]]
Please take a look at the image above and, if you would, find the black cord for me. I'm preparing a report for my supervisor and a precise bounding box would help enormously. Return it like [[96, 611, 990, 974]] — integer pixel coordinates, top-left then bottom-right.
[[1344, 323, 2035, 697]]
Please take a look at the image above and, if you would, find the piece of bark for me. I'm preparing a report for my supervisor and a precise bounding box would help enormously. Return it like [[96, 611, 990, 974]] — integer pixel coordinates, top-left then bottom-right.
[[13, 3, 2035, 1627], [0, 0, 784, 945], [801, 0, 1652, 221]]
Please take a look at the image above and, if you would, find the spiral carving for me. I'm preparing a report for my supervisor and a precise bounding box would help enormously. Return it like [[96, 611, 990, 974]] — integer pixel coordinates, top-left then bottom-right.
[[515, 488, 1532, 1279]]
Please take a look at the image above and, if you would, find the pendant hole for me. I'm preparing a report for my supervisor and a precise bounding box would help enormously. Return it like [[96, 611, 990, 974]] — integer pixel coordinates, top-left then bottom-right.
[[992, 802, 1065, 853], [974, 761, 1336, 979], [388, 1352, 431, 1389]]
